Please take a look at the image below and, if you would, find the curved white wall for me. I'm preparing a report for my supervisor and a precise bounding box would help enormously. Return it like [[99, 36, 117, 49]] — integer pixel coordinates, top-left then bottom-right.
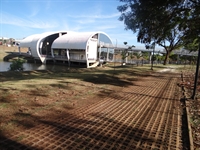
[[19, 31, 113, 67], [19, 31, 67, 63]]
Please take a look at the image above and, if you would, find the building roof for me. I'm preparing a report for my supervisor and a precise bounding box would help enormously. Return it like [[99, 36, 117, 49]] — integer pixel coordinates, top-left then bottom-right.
[[19, 32, 65, 47], [17, 34, 39, 47], [52, 32, 98, 50]]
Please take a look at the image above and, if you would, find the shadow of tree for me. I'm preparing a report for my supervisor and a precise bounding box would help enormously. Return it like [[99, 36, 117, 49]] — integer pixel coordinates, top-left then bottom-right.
[[82, 73, 134, 87], [0, 66, 151, 88], [0, 109, 162, 150], [0, 75, 182, 149], [0, 66, 188, 149], [0, 134, 36, 150]]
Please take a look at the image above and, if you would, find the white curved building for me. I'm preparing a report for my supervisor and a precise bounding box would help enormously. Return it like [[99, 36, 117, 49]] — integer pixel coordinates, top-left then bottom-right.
[[19, 31, 114, 68]]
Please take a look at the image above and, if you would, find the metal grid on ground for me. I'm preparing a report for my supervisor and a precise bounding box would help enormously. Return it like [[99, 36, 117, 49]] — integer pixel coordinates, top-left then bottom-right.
[[0, 72, 185, 150]]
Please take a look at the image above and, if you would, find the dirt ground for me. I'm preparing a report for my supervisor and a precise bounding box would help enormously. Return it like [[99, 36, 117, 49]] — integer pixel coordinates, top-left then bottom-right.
[[0, 64, 193, 150], [0, 45, 199, 149]]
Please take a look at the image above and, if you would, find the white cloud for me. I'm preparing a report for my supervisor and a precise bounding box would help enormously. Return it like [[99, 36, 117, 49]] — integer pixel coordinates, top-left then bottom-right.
[[76, 18, 95, 24], [95, 25, 117, 31], [68, 12, 120, 19], [1, 12, 57, 29], [29, 6, 40, 17]]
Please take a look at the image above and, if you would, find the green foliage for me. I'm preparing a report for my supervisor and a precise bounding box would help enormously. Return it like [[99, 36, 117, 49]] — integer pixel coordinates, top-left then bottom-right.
[[118, 0, 184, 44], [133, 52, 142, 59], [184, 38, 199, 52], [169, 53, 178, 61], [130, 51, 150, 60], [8, 59, 25, 71], [121, 50, 129, 59], [179, 55, 196, 64], [129, 52, 134, 59], [141, 52, 149, 60], [117, 0, 200, 65], [160, 55, 166, 61], [151, 55, 157, 61], [181, 1, 200, 43]]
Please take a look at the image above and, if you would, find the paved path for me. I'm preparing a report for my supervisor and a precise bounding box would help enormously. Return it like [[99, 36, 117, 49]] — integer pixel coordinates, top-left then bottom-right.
[[0, 72, 188, 150]]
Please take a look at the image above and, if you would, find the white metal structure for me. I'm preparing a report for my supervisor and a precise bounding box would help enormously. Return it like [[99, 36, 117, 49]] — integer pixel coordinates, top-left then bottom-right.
[[18, 31, 67, 63], [18, 31, 114, 68], [51, 31, 113, 68]]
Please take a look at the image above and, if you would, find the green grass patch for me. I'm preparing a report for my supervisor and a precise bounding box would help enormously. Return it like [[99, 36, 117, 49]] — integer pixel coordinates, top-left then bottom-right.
[[0, 103, 8, 108]]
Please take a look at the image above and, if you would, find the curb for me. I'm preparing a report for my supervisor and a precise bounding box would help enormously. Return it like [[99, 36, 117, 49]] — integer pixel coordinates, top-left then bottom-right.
[[181, 71, 194, 150], [185, 100, 194, 150]]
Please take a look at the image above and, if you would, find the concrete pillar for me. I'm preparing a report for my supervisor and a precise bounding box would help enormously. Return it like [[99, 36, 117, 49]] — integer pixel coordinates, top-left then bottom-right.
[[99, 46, 101, 60], [106, 48, 109, 61], [66, 49, 70, 67], [18, 46, 21, 54]]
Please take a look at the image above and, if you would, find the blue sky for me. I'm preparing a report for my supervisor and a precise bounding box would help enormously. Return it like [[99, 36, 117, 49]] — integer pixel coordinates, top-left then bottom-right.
[[0, 0, 144, 47]]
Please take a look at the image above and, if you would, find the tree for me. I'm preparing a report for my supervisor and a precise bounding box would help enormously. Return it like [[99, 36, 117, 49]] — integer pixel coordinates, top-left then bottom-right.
[[121, 41, 129, 65], [141, 52, 149, 60], [121, 50, 129, 65], [133, 52, 142, 66], [181, 1, 200, 45], [124, 42, 128, 45], [169, 53, 178, 62], [178, 0, 200, 99], [117, 0, 189, 65], [8, 58, 25, 71], [155, 53, 163, 64], [184, 38, 199, 52]]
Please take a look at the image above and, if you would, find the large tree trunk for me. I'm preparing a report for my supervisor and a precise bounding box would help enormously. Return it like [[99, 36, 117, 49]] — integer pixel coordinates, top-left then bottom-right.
[[163, 50, 170, 65]]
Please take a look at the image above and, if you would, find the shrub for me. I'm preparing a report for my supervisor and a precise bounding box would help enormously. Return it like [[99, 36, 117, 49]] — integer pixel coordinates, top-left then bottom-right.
[[8, 58, 25, 71]]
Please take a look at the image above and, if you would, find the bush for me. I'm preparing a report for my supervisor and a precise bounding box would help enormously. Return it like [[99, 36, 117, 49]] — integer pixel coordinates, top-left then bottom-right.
[[8, 58, 25, 71]]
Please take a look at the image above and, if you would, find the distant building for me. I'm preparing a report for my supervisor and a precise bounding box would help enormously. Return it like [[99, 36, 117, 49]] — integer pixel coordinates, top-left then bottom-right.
[[0, 37, 15, 46], [18, 31, 114, 68]]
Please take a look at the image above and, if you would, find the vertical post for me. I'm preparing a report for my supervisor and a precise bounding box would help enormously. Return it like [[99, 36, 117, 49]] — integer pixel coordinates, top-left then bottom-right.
[[106, 48, 109, 61], [125, 49, 128, 64], [191, 43, 200, 99], [132, 50, 133, 68], [99, 42, 102, 60], [113, 39, 117, 76], [149, 52, 152, 64], [151, 43, 155, 70], [18, 46, 21, 54], [115, 39, 117, 66], [66, 49, 70, 67], [177, 54, 180, 65]]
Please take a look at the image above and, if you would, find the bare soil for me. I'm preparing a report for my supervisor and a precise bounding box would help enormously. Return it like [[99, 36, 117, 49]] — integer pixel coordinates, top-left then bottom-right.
[[0, 45, 196, 149], [0, 64, 192, 150]]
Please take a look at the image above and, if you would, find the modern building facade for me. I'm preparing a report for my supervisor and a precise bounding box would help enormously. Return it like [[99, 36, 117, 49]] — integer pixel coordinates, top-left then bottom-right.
[[18, 31, 114, 68]]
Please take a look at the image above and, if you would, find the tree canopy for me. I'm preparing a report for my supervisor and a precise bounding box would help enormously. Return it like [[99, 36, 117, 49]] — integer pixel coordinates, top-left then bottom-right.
[[117, 0, 200, 65]]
